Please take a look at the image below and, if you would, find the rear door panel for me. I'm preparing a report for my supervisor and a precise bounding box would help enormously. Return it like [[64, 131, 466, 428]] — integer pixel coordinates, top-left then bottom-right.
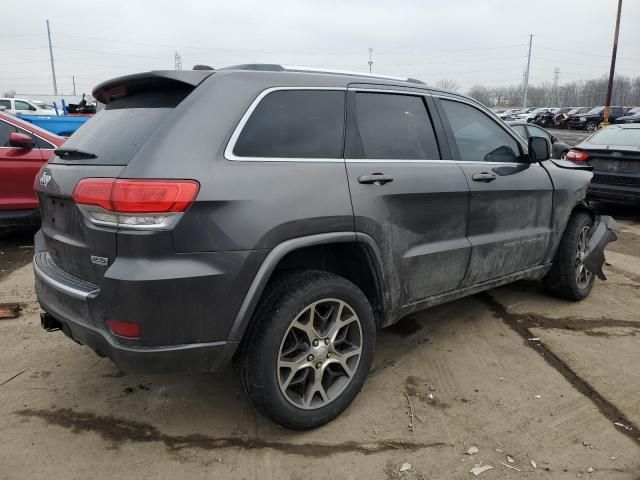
[[344, 86, 471, 311]]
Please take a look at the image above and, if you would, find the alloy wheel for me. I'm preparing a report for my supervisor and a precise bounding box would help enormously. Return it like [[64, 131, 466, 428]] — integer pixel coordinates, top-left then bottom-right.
[[277, 298, 363, 410], [575, 225, 593, 289]]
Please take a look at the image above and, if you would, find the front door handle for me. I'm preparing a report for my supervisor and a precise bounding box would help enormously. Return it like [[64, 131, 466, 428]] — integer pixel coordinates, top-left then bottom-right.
[[358, 173, 394, 185], [472, 172, 497, 183]]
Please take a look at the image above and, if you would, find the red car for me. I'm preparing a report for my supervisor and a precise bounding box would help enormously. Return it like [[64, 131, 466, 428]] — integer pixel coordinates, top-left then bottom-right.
[[0, 111, 64, 227]]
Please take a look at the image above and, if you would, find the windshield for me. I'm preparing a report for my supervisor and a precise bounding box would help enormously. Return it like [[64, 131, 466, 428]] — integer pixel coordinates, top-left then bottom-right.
[[627, 107, 640, 115], [587, 107, 604, 115], [589, 127, 640, 146]]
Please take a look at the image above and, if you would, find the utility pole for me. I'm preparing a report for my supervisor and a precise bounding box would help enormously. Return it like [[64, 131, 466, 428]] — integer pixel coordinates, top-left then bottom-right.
[[72, 75, 76, 96], [522, 34, 533, 108], [368, 48, 373, 73], [603, 0, 623, 125], [552, 67, 560, 105], [174, 51, 182, 71], [46, 20, 58, 96]]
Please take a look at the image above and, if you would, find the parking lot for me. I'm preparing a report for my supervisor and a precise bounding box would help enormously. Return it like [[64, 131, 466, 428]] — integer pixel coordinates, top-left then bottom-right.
[[1, 129, 639, 479]]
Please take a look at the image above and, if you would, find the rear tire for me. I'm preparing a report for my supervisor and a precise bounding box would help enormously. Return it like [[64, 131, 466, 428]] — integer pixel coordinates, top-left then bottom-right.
[[239, 270, 375, 429], [544, 212, 595, 301]]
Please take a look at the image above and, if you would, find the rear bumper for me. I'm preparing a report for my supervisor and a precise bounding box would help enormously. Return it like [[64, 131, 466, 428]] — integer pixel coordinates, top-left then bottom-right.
[[38, 310, 235, 374], [588, 182, 640, 205], [32, 231, 264, 373]]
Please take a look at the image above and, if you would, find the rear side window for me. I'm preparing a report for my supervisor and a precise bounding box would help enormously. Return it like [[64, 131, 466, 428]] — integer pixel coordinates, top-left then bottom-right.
[[49, 86, 192, 165], [0, 100, 11, 109], [441, 99, 522, 163], [233, 90, 345, 158], [353, 93, 440, 159]]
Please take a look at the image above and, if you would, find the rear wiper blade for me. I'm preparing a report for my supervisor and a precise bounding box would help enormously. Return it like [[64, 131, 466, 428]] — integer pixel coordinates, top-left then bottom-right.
[[54, 148, 97, 160]]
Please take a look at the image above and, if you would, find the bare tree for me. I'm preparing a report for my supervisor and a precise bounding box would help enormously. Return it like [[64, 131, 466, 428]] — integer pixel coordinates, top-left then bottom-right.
[[435, 78, 460, 92], [467, 85, 493, 106], [3, 90, 16, 98]]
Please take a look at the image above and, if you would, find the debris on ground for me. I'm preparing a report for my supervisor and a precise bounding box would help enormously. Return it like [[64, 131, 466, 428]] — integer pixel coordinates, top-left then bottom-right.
[[0, 303, 21, 319], [500, 462, 521, 472], [530, 460, 537, 469], [614, 422, 632, 431], [534, 395, 541, 399], [427, 393, 434, 400], [528, 337, 540, 341], [399, 463, 412, 472], [404, 393, 415, 432], [466, 446, 479, 455], [587, 467, 594, 473], [506, 455, 514, 463], [495, 448, 503, 453], [470, 464, 494, 476]]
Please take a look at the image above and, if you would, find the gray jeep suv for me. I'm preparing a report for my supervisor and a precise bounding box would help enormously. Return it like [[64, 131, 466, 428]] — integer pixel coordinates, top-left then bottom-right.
[[33, 65, 617, 429]]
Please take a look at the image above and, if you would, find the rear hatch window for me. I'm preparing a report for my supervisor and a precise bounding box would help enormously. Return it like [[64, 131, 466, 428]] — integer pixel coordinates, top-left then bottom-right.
[[48, 86, 191, 166]]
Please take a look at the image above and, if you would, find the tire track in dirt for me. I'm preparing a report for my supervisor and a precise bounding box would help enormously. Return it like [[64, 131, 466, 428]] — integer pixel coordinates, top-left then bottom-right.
[[477, 292, 640, 446]]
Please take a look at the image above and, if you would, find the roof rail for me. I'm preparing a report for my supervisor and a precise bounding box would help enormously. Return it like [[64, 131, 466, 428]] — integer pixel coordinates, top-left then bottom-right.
[[219, 63, 425, 84]]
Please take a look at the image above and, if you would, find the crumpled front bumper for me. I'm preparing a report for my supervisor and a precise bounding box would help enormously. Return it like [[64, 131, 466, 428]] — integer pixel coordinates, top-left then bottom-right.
[[583, 215, 618, 280]]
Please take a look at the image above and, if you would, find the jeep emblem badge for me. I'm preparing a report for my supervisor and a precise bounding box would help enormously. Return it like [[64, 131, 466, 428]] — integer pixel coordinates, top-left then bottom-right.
[[39, 170, 52, 187]]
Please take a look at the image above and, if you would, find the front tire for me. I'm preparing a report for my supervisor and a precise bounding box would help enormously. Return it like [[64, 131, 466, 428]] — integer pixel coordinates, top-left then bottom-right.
[[544, 212, 595, 300], [239, 270, 375, 429], [585, 121, 597, 132]]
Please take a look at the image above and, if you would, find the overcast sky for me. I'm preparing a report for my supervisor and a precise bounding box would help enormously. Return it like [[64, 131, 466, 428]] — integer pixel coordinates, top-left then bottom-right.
[[2, 0, 640, 97]]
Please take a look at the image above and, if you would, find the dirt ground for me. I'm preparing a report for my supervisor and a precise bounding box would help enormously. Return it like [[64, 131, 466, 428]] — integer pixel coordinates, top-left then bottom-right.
[[1, 137, 638, 478]]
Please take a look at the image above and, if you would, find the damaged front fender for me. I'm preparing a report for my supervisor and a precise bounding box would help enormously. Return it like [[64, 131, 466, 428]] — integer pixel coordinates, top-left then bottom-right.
[[583, 215, 618, 280]]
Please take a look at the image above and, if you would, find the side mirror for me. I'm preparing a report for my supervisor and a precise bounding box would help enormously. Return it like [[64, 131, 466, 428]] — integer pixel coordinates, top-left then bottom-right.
[[9, 132, 35, 149], [528, 136, 550, 162], [550, 135, 557, 143]]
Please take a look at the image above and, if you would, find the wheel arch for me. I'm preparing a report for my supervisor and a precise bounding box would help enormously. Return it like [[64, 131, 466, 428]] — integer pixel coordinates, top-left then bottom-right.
[[227, 232, 388, 347]]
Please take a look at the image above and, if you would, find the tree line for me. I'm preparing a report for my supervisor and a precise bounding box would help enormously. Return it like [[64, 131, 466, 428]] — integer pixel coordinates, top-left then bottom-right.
[[438, 75, 640, 108]]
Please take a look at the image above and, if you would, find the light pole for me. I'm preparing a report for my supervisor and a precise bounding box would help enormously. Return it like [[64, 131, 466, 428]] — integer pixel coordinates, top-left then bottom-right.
[[603, 0, 623, 126]]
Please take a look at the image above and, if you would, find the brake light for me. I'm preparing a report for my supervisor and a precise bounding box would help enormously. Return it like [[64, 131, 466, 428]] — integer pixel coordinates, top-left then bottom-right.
[[565, 149, 590, 162], [107, 320, 141, 339], [72, 178, 199, 229]]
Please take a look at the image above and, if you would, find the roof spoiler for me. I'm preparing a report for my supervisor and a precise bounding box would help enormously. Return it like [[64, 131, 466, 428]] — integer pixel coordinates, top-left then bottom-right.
[[92, 70, 214, 104]]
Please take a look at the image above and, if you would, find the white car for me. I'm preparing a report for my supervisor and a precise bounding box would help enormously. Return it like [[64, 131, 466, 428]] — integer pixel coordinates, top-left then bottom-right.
[[0, 98, 59, 116]]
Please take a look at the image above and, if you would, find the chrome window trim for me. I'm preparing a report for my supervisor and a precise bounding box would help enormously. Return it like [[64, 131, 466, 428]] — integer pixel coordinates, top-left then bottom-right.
[[224, 86, 347, 163]]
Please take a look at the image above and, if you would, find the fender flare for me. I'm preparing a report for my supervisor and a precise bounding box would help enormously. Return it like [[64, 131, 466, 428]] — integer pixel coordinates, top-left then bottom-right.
[[226, 232, 387, 344]]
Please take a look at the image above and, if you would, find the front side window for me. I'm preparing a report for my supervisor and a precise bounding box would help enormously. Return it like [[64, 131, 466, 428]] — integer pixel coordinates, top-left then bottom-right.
[[0, 120, 17, 147], [441, 99, 522, 163], [353, 92, 440, 159], [527, 126, 550, 142], [233, 90, 345, 158], [510, 125, 527, 140], [14, 101, 35, 111]]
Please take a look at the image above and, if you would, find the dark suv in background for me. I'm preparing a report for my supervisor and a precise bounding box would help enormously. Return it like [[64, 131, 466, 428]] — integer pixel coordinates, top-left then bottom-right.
[[33, 65, 617, 429], [567, 106, 626, 131]]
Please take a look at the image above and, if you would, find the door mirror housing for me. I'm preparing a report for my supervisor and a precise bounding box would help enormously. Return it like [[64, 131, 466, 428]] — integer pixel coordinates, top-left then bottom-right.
[[528, 136, 550, 162], [550, 135, 557, 143], [9, 132, 36, 149]]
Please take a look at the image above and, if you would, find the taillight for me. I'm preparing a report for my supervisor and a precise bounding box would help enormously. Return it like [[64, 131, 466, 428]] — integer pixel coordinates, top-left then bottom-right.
[[565, 149, 590, 162], [107, 319, 141, 339], [72, 178, 199, 229]]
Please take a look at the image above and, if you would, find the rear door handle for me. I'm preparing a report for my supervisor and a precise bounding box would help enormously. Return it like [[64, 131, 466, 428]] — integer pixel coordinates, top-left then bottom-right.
[[358, 173, 394, 185], [471, 172, 497, 183]]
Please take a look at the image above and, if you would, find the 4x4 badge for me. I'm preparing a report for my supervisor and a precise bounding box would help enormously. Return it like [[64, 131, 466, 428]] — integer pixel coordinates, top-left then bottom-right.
[[611, 152, 622, 157], [90, 255, 109, 266], [39, 170, 52, 187]]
